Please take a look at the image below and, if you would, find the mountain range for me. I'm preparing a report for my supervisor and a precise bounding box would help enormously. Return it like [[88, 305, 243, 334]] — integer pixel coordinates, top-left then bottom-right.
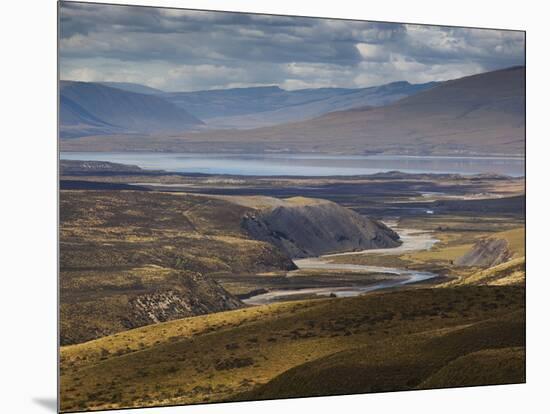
[[160, 81, 438, 128], [60, 66, 525, 156], [97, 81, 166, 95]]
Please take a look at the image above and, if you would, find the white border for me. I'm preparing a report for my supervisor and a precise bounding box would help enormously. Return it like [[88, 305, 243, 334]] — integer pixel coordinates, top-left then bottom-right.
[[2, 1, 548, 413]]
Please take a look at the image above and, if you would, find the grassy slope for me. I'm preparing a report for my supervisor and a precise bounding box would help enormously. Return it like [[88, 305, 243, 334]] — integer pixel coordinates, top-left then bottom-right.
[[60, 190, 295, 344], [328, 220, 524, 273], [407, 226, 524, 264], [60, 190, 295, 275], [60, 285, 524, 412], [58, 183, 525, 412], [419, 346, 525, 388], [444, 257, 526, 287], [246, 310, 524, 400]]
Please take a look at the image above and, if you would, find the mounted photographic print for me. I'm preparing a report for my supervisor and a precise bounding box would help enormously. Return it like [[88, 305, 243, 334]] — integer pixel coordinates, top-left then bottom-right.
[[58, 1, 526, 412]]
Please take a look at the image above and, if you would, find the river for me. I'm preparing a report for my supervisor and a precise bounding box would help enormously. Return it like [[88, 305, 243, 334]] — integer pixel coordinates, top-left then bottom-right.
[[243, 225, 440, 305]]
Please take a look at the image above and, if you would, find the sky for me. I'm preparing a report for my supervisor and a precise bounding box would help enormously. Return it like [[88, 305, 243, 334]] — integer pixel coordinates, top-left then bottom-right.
[[59, 1, 525, 92]]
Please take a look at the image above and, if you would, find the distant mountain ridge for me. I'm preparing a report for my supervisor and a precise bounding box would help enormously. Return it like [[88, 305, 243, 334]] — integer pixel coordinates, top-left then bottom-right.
[[97, 81, 166, 95], [68, 79, 439, 129], [59, 81, 203, 138], [60, 66, 525, 156], [160, 81, 438, 128], [165, 66, 524, 155]]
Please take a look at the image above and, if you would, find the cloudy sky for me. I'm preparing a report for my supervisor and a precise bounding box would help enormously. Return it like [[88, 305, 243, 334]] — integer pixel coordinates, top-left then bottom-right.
[[59, 1, 525, 92]]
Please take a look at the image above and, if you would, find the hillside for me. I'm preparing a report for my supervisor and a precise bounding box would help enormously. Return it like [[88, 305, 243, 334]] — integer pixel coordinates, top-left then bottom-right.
[[238, 66, 524, 155], [59, 81, 203, 138], [60, 285, 524, 411], [60, 190, 399, 344], [455, 238, 513, 267], [60, 190, 295, 344], [242, 197, 400, 258], [60, 268, 242, 345], [245, 307, 524, 400], [61, 67, 524, 155], [447, 257, 525, 287]]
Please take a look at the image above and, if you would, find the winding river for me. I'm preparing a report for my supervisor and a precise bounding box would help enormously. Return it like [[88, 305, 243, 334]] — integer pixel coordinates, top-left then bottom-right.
[[243, 224, 440, 306]]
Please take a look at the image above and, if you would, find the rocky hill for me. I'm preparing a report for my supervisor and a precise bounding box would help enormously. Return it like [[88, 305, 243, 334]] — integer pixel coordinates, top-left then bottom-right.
[[60, 269, 242, 345], [456, 238, 513, 267], [241, 196, 401, 258]]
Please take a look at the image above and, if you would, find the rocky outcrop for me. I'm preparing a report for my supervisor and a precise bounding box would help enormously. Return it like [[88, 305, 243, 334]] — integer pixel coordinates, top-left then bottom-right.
[[456, 238, 513, 267], [241, 197, 401, 258], [125, 273, 242, 328], [61, 271, 242, 345]]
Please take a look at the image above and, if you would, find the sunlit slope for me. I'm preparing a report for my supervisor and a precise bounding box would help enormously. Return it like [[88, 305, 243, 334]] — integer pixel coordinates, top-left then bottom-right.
[[60, 285, 524, 412], [60, 190, 401, 345], [446, 257, 525, 286], [419, 346, 525, 389], [246, 310, 524, 400], [60, 191, 295, 344], [409, 227, 524, 264]]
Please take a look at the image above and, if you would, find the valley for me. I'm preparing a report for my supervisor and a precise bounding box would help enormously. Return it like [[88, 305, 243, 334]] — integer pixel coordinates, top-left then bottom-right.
[[56, 8, 526, 413], [59, 160, 525, 412]]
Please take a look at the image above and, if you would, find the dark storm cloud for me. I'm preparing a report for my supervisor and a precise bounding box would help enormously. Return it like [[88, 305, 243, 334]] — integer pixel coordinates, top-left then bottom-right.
[[59, 1, 525, 91], [59, 2, 395, 65]]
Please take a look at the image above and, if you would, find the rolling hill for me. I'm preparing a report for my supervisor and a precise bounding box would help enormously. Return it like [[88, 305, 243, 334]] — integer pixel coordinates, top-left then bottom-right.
[[242, 197, 401, 258], [60, 189, 400, 344], [59, 81, 203, 138], [60, 285, 524, 411]]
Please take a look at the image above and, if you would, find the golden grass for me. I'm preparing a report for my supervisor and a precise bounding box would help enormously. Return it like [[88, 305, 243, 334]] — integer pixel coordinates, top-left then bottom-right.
[[410, 227, 524, 263], [60, 285, 524, 412], [444, 257, 525, 287], [497, 227, 525, 257], [246, 312, 524, 400], [420, 346, 525, 388]]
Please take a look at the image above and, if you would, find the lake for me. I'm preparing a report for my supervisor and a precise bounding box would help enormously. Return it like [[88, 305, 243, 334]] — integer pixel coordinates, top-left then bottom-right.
[[60, 152, 525, 177]]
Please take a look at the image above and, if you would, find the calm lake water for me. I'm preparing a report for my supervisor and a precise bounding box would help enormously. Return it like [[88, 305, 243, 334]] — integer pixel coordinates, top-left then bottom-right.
[[60, 152, 525, 177]]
